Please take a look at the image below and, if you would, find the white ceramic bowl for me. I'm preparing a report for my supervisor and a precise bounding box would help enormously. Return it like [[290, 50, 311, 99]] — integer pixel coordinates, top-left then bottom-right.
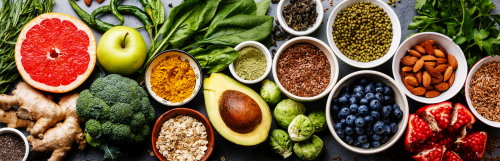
[[272, 36, 339, 102], [229, 41, 272, 84], [465, 56, 500, 128], [392, 32, 468, 104], [277, 0, 323, 36], [0, 128, 29, 161], [326, 0, 401, 68], [325, 70, 409, 154], [144, 50, 203, 106]]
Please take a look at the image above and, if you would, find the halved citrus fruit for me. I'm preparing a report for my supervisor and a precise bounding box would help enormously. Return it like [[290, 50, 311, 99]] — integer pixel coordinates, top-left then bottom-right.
[[15, 13, 96, 93]]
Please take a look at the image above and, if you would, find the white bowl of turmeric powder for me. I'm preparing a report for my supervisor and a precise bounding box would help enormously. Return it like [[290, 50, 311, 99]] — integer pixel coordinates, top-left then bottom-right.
[[144, 49, 203, 106], [229, 41, 272, 84]]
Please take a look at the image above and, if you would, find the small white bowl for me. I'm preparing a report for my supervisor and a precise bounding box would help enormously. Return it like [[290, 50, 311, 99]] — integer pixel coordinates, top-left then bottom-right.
[[272, 36, 339, 102], [326, 0, 401, 68], [277, 0, 323, 36], [325, 70, 409, 154], [229, 41, 272, 84], [144, 50, 203, 106], [465, 56, 500, 128], [392, 32, 468, 104], [0, 128, 29, 161]]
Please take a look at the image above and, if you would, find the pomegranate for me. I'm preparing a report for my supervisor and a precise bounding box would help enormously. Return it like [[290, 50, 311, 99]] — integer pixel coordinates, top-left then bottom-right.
[[405, 102, 486, 161]]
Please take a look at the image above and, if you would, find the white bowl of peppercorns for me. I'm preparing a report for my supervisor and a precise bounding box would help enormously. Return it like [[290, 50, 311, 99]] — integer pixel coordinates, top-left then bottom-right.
[[277, 0, 324, 36], [0, 128, 29, 161], [272, 36, 339, 102]]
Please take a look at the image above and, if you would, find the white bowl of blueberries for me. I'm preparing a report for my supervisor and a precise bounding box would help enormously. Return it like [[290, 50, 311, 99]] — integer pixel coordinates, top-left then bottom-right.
[[325, 70, 409, 154]]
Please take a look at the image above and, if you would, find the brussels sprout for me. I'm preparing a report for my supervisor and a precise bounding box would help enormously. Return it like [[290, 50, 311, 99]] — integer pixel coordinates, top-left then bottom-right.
[[260, 79, 282, 105], [288, 115, 313, 142], [274, 99, 306, 129], [308, 110, 327, 133], [269, 129, 293, 159], [293, 135, 323, 160]]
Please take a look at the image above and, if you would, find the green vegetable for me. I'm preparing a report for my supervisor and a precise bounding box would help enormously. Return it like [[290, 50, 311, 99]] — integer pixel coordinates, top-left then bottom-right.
[[100, 143, 122, 161], [260, 79, 282, 105], [408, 0, 500, 67], [255, 0, 270, 16], [141, 0, 165, 35], [69, 0, 114, 32], [85, 132, 103, 148], [86, 119, 103, 138], [293, 135, 323, 160], [110, 0, 124, 26], [274, 99, 306, 129], [190, 45, 240, 74], [269, 129, 293, 159], [288, 115, 313, 142], [0, 0, 54, 94], [308, 110, 327, 133], [205, 0, 257, 37]]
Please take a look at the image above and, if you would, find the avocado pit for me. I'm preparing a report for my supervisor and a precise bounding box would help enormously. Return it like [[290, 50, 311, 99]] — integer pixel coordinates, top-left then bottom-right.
[[219, 90, 262, 133]]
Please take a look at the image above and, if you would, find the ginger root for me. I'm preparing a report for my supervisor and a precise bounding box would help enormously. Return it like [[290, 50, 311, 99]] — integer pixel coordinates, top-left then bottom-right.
[[0, 82, 86, 161]]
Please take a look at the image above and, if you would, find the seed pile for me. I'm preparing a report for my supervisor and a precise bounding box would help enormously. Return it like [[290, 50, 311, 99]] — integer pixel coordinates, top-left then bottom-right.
[[486, 133, 500, 155], [469, 60, 500, 122], [332, 2, 393, 62], [0, 133, 25, 161], [282, 0, 318, 31]]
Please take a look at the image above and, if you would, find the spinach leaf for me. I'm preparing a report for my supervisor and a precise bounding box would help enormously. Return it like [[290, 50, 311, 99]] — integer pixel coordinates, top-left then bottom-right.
[[255, 0, 270, 16], [146, 0, 165, 27], [190, 45, 240, 74], [205, 0, 257, 37]]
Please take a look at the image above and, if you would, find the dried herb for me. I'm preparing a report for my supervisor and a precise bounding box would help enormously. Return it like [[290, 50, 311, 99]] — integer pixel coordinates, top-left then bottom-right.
[[282, 0, 318, 31]]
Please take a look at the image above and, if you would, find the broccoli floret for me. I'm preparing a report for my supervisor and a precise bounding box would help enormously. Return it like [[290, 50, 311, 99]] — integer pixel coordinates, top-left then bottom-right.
[[76, 90, 93, 120], [109, 123, 131, 144], [129, 125, 150, 144], [101, 121, 113, 137], [137, 87, 148, 98], [85, 119, 102, 138], [130, 112, 145, 132], [142, 104, 156, 124], [88, 98, 108, 120], [109, 103, 134, 124], [130, 98, 142, 112]]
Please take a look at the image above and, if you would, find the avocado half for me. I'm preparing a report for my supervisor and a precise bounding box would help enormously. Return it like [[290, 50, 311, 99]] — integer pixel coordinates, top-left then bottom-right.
[[203, 73, 272, 146]]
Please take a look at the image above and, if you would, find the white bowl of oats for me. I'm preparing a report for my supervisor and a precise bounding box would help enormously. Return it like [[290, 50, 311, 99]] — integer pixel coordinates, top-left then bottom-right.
[[152, 108, 214, 161], [465, 56, 500, 128]]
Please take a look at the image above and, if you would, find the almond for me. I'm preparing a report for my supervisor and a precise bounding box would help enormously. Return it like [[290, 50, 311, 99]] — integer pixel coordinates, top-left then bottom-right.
[[435, 64, 449, 73], [425, 67, 443, 79], [424, 62, 436, 68], [414, 45, 426, 54], [443, 66, 453, 81], [405, 76, 419, 86], [434, 82, 450, 92], [448, 72, 455, 85], [425, 85, 434, 90], [408, 49, 422, 57], [411, 87, 427, 96], [402, 66, 413, 72], [402, 74, 415, 91], [405, 72, 415, 78], [97, 0, 104, 3], [85, 0, 92, 6], [448, 54, 458, 69], [431, 77, 443, 85], [413, 59, 424, 72], [433, 45, 438, 49], [425, 90, 441, 98], [401, 56, 418, 66], [422, 40, 435, 55], [438, 45, 448, 56], [436, 58, 448, 64], [416, 71, 423, 84], [434, 49, 445, 58], [429, 40, 435, 45], [421, 55, 437, 61], [423, 71, 431, 87]]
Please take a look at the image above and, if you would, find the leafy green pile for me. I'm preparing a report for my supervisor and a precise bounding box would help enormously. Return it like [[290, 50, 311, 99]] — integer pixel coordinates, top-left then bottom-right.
[[409, 0, 500, 67], [138, 0, 273, 81], [0, 0, 54, 94]]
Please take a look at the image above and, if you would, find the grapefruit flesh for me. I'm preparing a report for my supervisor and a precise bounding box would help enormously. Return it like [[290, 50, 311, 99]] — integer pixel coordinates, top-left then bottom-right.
[[15, 13, 96, 93]]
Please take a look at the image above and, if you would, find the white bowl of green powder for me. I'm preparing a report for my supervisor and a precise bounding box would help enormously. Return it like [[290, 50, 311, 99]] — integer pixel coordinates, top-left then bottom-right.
[[229, 41, 272, 84]]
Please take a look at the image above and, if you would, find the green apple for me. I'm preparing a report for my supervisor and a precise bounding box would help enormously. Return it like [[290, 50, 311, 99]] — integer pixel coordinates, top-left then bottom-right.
[[97, 26, 147, 76]]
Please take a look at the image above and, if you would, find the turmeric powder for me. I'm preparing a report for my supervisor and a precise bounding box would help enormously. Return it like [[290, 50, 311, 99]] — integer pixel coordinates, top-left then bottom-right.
[[150, 55, 196, 103]]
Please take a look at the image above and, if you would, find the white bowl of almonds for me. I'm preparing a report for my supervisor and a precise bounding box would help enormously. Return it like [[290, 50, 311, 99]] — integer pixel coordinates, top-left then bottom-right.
[[392, 32, 468, 104], [465, 56, 500, 128]]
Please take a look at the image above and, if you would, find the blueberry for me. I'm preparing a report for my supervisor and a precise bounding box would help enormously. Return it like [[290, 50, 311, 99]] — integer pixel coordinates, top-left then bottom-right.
[[381, 116, 391, 125], [364, 84, 374, 94], [353, 139, 361, 147], [375, 93, 384, 102], [383, 86, 393, 96], [340, 119, 346, 126], [345, 126, 354, 135], [365, 126, 374, 135], [384, 125, 391, 134], [358, 105, 369, 115], [336, 129, 345, 138], [380, 134, 390, 144], [369, 100, 382, 111], [341, 86, 351, 93], [375, 82, 385, 88], [340, 108, 350, 118], [390, 123, 398, 133], [383, 96, 394, 104], [353, 92, 364, 100], [372, 133, 381, 140], [367, 81, 375, 86], [381, 105, 392, 117], [393, 109, 403, 120], [359, 98, 369, 105], [357, 135, 368, 143], [332, 98, 339, 105], [375, 87, 383, 93], [344, 136, 354, 144], [349, 104, 359, 114], [353, 86, 364, 93], [358, 78, 368, 86], [331, 105, 340, 115], [372, 141, 381, 148], [363, 115, 374, 126], [349, 97, 358, 105], [337, 112, 343, 120], [342, 93, 351, 99], [346, 115, 356, 126], [371, 111, 380, 120], [339, 97, 348, 105], [355, 117, 365, 127], [365, 93, 375, 102], [355, 127, 364, 135], [334, 122, 343, 129], [393, 103, 401, 110], [362, 142, 371, 149], [374, 121, 385, 134]]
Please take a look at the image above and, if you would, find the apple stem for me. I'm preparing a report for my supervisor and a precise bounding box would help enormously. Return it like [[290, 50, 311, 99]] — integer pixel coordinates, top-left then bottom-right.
[[122, 32, 129, 48]]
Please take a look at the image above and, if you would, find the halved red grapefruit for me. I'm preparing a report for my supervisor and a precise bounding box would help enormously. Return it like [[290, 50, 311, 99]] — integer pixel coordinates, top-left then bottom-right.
[[15, 13, 96, 93]]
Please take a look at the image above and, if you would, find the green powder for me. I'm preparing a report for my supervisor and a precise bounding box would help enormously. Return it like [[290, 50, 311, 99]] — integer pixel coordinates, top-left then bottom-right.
[[234, 46, 267, 80]]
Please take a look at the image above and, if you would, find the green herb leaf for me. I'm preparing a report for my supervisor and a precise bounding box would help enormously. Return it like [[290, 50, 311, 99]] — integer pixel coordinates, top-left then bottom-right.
[[255, 0, 270, 16], [190, 45, 239, 74], [415, 0, 426, 10], [100, 143, 122, 161], [481, 38, 500, 56], [205, 0, 257, 38], [453, 36, 467, 45]]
